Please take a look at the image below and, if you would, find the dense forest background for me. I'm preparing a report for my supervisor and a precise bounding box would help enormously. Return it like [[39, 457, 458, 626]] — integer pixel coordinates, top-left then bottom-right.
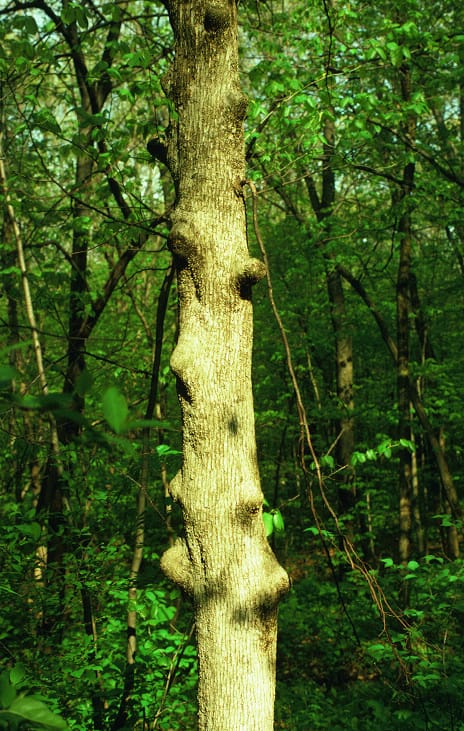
[[1, 0, 464, 729]]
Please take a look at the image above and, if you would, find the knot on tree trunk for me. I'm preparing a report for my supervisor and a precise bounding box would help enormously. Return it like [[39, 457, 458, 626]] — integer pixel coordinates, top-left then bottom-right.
[[233, 257, 267, 297], [160, 538, 195, 597], [204, 4, 230, 33], [168, 221, 202, 263]]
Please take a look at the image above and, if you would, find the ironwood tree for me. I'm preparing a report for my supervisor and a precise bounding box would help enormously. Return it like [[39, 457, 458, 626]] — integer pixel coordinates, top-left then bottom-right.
[[157, 0, 289, 728]]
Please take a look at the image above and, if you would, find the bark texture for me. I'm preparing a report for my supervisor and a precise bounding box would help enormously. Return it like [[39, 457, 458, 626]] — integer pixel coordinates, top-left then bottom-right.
[[159, 1, 289, 729]]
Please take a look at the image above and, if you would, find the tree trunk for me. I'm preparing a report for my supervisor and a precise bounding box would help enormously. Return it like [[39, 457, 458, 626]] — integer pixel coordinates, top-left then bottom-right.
[[305, 114, 356, 539], [396, 159, 414, 567], [396, 61, 416, 571], [159, 2, 289, 729], [112, 265, 174, 731]]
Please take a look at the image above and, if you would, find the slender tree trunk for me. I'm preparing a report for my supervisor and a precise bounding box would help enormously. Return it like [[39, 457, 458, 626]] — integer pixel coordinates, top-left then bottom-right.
[[320, 117, 355, 499], [409, 271, 436, 556], [319, 5, 355, 518], [411, 432, 426, 555], [36, 106, 95, 637], [396, 160, 414, 567], [395, 59, 417, 574], [112, 265, 174, 731], [159, 2, 289, 728], [326, 266, 355, 511], [305, 114, 356, 540]]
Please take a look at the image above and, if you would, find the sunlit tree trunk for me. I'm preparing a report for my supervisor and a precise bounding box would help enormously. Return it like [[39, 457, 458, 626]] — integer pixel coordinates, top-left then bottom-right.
[[159, 1, 289, 728]]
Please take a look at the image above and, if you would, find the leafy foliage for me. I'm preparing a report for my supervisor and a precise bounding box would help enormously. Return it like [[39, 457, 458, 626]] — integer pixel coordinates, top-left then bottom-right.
[[0, 666, 68, 730]]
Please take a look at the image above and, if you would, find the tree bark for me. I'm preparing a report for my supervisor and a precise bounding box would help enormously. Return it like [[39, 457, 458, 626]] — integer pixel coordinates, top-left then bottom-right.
[[159, 2, 289, 729]]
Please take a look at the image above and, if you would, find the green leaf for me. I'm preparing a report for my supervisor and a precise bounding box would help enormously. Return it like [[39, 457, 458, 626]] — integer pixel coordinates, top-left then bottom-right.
[[366, 643, 393, 659], [320, 454, 335, 469], [61, 4, 76, 25], [433, 513, 456, 528], [386, 40, 403, 66], [102, 387, 128, 434], [9, 665, 26, 688], [272, 510, 285, 533], [380, 557, 395, 569], [0, 265, 21, 276], [351, 451, 366, 466], [4, 695, 68, 729], [377, 440, 391, 456], [424, 554, 443, 564], [13, 14, 39, 34], [399, 438, 415, 451], [32, 109, 62, 135], [74, 4, 88, 29], [17, 522, 42, 541], [407, 560, 419, 571], [263, 512, 274, 537], [23, 15, 38, 33], [0, 672, 16, 709], [303, 526, 334, 540], [156, 443, 182, 457]]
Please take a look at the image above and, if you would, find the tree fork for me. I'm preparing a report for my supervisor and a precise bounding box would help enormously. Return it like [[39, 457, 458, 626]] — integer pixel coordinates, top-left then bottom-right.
[[158, 0, 289, 728]]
